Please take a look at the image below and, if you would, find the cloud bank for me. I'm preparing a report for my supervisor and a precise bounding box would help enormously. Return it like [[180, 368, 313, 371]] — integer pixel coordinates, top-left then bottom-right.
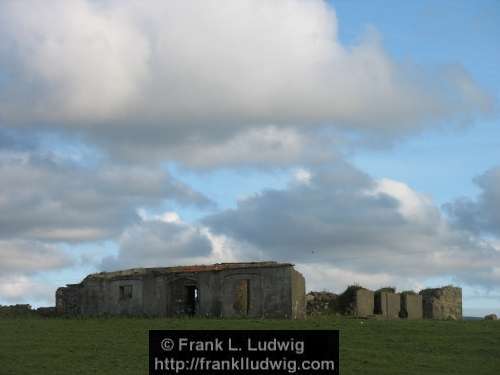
[[204, 164, 500, 289], [444, 166, 500, 237], [0, 153, 211, 242], [0, 0, 492, 165]]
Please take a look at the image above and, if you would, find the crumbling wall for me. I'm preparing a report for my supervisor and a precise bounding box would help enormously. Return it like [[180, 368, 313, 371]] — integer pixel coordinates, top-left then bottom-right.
[[419, 286, 462, 320], [0, 305, 57, 318], [374, 288, 400, 319], [400, 292, 423, 320], [290, 269, 306, 319], [337, 286, 374, 317], [0, 304, 33, 317], [354, 288, 374, 317], [306, 291, 338, 315], [36, 307, 57, 317], [56, 285, 82, 315]]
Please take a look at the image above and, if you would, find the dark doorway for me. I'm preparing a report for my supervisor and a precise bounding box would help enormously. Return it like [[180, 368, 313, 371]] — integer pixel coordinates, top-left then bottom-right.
[[185, 285, 198, 315]]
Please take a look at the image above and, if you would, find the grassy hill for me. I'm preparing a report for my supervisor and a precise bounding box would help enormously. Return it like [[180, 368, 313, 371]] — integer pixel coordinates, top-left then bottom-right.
[[0, 316, 499, 374]]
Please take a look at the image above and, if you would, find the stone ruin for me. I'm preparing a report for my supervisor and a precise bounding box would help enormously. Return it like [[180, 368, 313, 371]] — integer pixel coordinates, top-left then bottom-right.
[[339, 286, 374, 318], [0, 304, 32, 317], [307, 286, 375, 318], [306, 291, 337, 315], [484, 313, 497, 320], [0, 304, 56, 318], [419, 286, 462, 320], [400, 292, 423, 320], [56, 262, 305, 319], [0, 260, 462, 321], [374, 288, 400, 319], [306, 285, 462, 320]]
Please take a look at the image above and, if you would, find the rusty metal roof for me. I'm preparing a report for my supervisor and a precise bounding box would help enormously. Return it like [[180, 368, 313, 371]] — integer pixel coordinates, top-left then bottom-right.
[[82, 261, 294, 282]]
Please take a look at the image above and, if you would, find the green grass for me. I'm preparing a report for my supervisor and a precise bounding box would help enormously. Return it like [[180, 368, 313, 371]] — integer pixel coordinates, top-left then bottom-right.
[[0, 316, 499, 374]]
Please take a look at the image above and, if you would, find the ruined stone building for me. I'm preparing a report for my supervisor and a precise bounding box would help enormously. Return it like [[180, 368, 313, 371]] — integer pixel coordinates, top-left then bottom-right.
[[306, 285, 462, 320], [56, 262, 305, 319]]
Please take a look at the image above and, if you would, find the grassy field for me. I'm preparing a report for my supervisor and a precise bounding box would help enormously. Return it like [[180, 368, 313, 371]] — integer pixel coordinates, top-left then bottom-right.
[[0, 316, 499, 374]]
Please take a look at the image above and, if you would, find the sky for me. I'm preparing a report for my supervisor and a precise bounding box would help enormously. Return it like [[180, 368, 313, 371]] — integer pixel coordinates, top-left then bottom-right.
[[0, 0, 499, 317]]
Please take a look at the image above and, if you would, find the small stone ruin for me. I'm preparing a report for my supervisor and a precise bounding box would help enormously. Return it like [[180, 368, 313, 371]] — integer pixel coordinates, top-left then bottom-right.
[[306, 291, 337, 315], [345, 287, 374, 318], [419, 286, 462, 320], [0, 304, 56, 318], [306, 285, 462, 320], [400, 292, 423, 320], [374, 288, 400, 319]]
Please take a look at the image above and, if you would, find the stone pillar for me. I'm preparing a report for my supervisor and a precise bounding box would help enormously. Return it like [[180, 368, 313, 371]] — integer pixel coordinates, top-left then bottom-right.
[[400, 292, 423, 319], [375, 289, 400, 319], [354, 288, 374, 317]]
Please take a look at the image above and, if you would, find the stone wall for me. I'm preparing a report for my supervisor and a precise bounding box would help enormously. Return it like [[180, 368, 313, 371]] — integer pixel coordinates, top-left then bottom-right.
[[290, 269, 306, 319], [55, 263, 305, 319], [306, 285, 460, 320], [56, 285, 82, 315], [36, 307, 57, 317], [0, 304, 33, 317], [400, 292, 423, 320], [354, 288, 375, 317], [0, 304, 56, 318], [306, 291, 338, 315], [419, 286, 462, 320], [374, 289, 401, 319], [337, 286, 374, 317]]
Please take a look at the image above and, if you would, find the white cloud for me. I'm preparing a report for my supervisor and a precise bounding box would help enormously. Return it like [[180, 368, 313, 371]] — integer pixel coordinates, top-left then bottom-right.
[[0, 0, 492, 165], [293, 168, 313, 185], [0, 275, 55, 305], [296, 263, 425, 293], [101, 219, 213, 270], [102, 208, 246, 271], [368, 178, 436, 223]]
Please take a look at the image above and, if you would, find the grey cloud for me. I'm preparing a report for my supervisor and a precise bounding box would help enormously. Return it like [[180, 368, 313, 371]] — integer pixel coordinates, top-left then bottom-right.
[[204, 164, 500, 288], [0, 0, 493, 166], [101, 220, 212, 271], [0, 239, 71, 305], [444, 166, 500, 237], [0, 154, 212, 242], [0, 239, 72, 275]]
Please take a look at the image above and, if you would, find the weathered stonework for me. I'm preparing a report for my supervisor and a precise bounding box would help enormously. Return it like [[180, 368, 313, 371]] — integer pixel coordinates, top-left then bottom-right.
[[374, 289, 401, 319], [306, 291, 338, 315], [337, 286, 374, 317], [55, 262, 305, 319], [419, 286, 462, 320], [400, 292, 423, 320], [56, 284, 82, 315], [0, 304, 32, 317], [354, 288, 375, 317]]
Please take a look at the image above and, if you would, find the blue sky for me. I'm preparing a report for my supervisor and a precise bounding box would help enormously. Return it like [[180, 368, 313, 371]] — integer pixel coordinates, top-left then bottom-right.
[[335, 0, 500, 204], [0, 0, 499, 317]]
